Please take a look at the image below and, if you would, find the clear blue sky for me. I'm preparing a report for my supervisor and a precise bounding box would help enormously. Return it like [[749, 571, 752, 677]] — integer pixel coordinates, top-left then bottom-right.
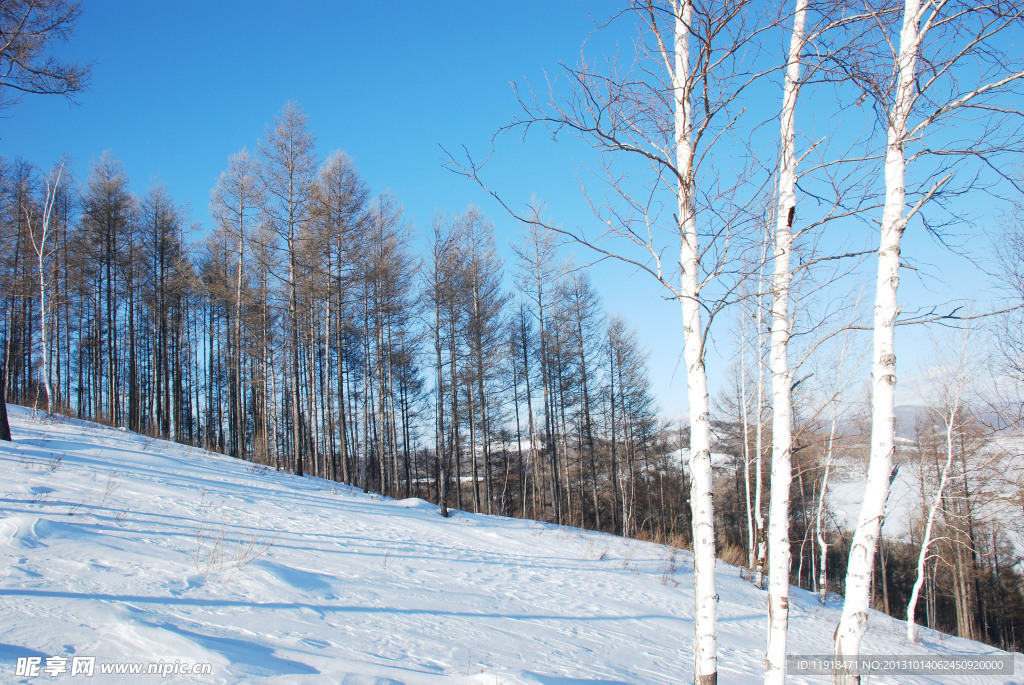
[[1, 0, 1005, 421]]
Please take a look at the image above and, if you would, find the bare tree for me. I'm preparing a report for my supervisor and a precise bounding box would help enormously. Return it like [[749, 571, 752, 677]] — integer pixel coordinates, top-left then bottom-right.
[[993, 188, 1024, 424], [0, 0, 89, 110], [314, 150, 369, 484], [511, 220, 566, 524], [833, 2, 1024, 679], [457, 207, 508, 515], [0, 0, 88, 439], [258, 102, 318, 477], [23, 157, 63, 412], [425, 213, 460, 517], [446, 4, 784, 679], [211, 148, 261, 460], [906, 327, 972, 641], [764, 2, 808, 680]]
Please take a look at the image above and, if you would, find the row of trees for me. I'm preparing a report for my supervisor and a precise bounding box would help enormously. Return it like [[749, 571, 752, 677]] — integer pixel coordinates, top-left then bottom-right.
[[0, 104, 699, 547], [720, 320, 1024, 654], [4, 125, 1024, 671]]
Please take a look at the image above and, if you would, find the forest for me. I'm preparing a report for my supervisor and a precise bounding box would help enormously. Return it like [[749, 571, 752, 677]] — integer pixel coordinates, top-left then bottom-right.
[[3, 0, 1024, 683], [3, 99, 1023, 658], [0, 117, 672, 534]]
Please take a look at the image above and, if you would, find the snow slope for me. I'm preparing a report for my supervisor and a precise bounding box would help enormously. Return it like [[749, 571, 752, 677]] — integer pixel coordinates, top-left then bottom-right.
[[1, 405, 1020, 684], [826, 432, 1024, 559]]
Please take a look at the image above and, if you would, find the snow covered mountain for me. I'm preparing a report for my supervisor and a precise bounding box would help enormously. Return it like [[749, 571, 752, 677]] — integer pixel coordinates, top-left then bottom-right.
[[1, 405, 1020, 684]]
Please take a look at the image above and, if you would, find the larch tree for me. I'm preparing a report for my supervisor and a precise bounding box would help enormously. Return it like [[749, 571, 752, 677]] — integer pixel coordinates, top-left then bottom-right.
[[313, 151, 369, 484], [0, 0, 89, 111], [211, 148, 262, 461], [457, 207, 509, 515], [142, 183, 186, 438], [604, 313, 660, 538], [0, 0, 88, 439], [258, 102, 318, 477], [565, 271, 605, 529], [80, 153, 132, 424], [425, 213, 460, 517], [356, 191, 417, 496], [0, 160, 26, 436], [511, 220, 565, 525], [509, 299, 540, 518]]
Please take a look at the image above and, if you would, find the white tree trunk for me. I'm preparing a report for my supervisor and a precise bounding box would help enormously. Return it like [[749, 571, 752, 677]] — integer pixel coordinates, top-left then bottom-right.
[[36, 239, 52, 413], [27, 163, 65, 414], [674, 2, 717, 682], [816, 411, 837, 605], [905, 411, 955, 641], [740, 295, 755, 570], [764, 3, 806, 682], [754, 237, 767, 590], [907, 341, 966, 641], [834, 2, 920, 682]]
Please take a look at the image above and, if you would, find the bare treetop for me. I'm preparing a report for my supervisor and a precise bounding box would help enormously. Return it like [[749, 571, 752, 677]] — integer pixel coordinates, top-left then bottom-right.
[[0, 0, 90, 110]]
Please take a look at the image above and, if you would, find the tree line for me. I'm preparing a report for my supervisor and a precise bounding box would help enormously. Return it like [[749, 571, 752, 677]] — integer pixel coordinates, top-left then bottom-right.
[[3, 100, 1022, 662], [0, 103, 695, 544]]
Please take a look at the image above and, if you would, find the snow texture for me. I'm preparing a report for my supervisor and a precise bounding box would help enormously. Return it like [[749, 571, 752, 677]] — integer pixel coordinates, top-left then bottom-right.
[[0, 405, 1020, 684]]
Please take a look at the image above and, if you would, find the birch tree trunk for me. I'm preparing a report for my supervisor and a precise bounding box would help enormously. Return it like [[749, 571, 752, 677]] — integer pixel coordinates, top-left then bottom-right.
[[739, 295, 755, 570], [816, 409, 837, 605], [907, 333, 968, 641], [673, 3, 717, 681], [754, 249, 766, 590], [765, 2, 806, 682], [26, 162, 65, 414], [834, 2, 920, 681], [906, 411, 955, 641]]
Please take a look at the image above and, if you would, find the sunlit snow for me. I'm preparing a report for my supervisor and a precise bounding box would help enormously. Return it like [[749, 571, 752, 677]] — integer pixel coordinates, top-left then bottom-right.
[[1, 405, 1019, 684]]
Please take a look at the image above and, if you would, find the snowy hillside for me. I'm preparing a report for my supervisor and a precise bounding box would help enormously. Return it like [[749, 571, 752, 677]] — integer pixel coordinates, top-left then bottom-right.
[[825, 425, 1024, 559], [1, 405, 1020, 684]]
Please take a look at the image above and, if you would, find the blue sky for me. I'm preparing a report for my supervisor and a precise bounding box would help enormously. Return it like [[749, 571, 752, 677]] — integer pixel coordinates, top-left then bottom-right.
[[2, 0, 1008, 421]]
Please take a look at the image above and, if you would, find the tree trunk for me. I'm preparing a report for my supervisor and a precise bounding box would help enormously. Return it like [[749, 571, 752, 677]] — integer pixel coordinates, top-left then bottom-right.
[[765, 2, 806, 682], [0, 356, 10, 441], [834, 2, 919, 681], [674, 4, 717, 681], [816, 411, 837, 605]]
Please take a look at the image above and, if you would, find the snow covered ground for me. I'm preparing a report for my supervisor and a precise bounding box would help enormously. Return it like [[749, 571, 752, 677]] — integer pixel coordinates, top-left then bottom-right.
[[826, 430, 1024, 559], [1, 405, 1020, 684]]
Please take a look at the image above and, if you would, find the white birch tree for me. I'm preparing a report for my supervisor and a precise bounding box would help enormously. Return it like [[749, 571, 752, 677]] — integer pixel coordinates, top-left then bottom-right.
[[447, 3, 782, 681], [737, 289, 756, 571], [833, 2, 1024, 681], [906, 328, 971, 641], [24, 159, 65, 413], [766, 0, 884, 675], [764, 3, 807, 682]]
